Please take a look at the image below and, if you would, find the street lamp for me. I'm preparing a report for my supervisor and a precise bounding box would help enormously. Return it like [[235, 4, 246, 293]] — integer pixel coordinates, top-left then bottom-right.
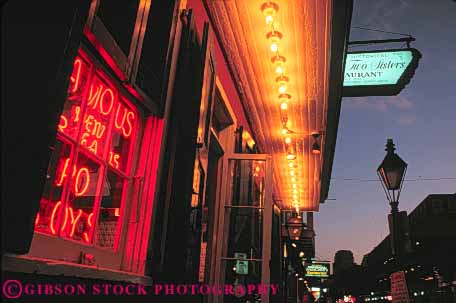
[[377, 138, 407, 258], [377, 139, 407, 213], [286, 214, 307, 241]]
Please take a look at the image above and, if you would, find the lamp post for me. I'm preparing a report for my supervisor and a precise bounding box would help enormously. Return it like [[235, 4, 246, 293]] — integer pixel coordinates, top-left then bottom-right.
[[377, 138, 407, 259], [282, 213, 307, 302]]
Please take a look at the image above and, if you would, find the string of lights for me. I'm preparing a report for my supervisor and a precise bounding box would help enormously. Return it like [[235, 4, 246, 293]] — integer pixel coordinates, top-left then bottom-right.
[[261, 2, 301, 213]]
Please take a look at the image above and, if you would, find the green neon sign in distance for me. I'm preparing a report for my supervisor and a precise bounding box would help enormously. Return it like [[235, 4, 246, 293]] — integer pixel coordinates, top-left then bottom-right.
[[344, 50, 413, 87]]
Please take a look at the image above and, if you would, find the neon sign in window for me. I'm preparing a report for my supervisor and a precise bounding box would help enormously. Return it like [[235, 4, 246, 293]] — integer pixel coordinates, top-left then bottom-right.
[[35, 49, 139, 250]]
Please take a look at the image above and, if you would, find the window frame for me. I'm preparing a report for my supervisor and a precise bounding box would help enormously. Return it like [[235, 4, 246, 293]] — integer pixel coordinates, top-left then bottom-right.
[[28, 45, 146, 271]]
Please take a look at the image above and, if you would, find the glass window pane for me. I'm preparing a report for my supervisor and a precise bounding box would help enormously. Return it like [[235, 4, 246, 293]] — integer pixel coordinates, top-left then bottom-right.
[[61, 152, 102, 244], [80, 73, 115, 158], [95, 170, 126, 249], [224, 208, 263, 260], [35, 139, 72, 235], [58, 55, 91, 140], [109, 97, 137, 172]]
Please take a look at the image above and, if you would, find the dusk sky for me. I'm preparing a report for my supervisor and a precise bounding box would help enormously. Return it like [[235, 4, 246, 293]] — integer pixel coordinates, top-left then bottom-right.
[[315, 0, 456, 264]]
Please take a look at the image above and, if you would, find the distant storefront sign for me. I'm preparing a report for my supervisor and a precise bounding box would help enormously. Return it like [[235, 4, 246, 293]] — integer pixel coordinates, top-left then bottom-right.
[[390, 271, 411, 303], [234, 252, 248, 275], [304, 262, 330, 278], [343, 48, 421, 97]]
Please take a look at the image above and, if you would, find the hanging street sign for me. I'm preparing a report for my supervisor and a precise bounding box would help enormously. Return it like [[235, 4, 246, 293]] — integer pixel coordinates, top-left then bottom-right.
[[343, 48, 421, 97]]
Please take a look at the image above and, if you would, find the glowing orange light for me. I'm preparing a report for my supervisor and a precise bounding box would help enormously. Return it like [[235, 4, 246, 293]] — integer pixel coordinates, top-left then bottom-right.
[[280, 102, 288, 110], [58, 115, 68, 133], [70, 59, 82, 93], [74, 167, 90, 196], [276, 75, 289, 94], [261, 2, 279, 25], [266, 30, 282, 53], [114, 208, 120, 217], [285, 137, 292, 144], [83, 233, 90, 243], [272, 55, 286, 75], [288, 162, 294, 168], [35, 213, 40, 226]]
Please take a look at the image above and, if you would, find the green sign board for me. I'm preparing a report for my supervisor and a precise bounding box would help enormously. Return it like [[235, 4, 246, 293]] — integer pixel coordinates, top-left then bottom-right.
[[234, 253, 248, 275], [305, 262, 330, 278], [343, 48, 421, 97]]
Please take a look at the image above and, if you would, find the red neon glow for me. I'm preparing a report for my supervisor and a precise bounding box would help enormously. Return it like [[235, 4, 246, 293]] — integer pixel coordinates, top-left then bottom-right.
[[56, 158, 70, 186], [99, 88, 114, 115], [73, 106, 81, 123], [60, 202, 69, 232], [83, 28, 127, 82], [109, 151, 120, 169], [74, 167, 90, 196], [38, 47, 148, 248], [70, 59, 82, 93], [114, 103, 135, 138], [88, 83, 102, 108], [124, 111, 135, 137], [50, 201, 62, 235], [58, 115, 68, 133], [68, 207, 83, 237], [87, 212, 94, 227]]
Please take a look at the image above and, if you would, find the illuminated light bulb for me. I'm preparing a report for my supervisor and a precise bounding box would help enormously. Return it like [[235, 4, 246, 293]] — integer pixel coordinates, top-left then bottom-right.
[[293, 189, 298, 194], [280, 102, 288, 110], [272, 55, 286, 75], [285, 136, 292, 144], [290, 170, 295, 176], [276, 65, 284, 74], [255, 166, 260, 172], [276, 75, 289, 94], [293, 199, 298, 204], [281, 127, 288, 135], [270, 43, 279, 53], [286, 153, 296, 160], [288, 162, 294, 168], [261, 2, 279, 25], [279, 93, 292, 104], [292, 183, 297, 189], [291, 177, 296, 182], [266, 30, 282, 53], [293, 194, 298, 199]]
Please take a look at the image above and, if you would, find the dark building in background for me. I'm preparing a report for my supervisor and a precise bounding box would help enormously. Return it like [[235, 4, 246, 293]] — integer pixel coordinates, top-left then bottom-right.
[[360, 193, 456, 302], [334, 250, 355, 275]]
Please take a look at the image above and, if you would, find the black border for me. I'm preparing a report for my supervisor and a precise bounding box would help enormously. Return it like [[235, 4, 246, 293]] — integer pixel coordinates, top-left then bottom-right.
[[342, 48, 422, 97]]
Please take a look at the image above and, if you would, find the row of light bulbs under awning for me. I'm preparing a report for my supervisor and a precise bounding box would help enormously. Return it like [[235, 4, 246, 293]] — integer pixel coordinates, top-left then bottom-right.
[[260, 1, 321, 212]]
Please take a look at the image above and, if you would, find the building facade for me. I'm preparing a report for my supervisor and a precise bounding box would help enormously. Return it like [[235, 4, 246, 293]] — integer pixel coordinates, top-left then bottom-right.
[[2, 1, 353, 302]]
